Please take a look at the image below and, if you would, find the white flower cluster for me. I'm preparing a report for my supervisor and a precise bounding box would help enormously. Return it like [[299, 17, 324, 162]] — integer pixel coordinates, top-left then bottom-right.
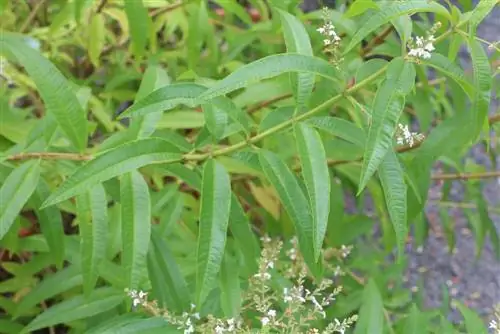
[[214, 318, 242, 333], [261, 309, 277, 326], [317, 22, 341, 46], [408, 35, 435, 59], [283, 283, 337, 319], [490, 319, 500, 334], [340, 244, 352, 258], [180, 305, 200, 334], [396, 123, 425, 147], [124, 288, 148, 307]]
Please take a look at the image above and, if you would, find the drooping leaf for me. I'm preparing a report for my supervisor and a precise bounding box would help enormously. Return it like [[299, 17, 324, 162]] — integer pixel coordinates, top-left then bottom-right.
[[354, 279, 384, 334], [76, 184, 108, 296], [358, 58, 415, 193], [31, 179, 65, 268], [229, 195, 259, 275], [130, 64, 171, 139], [15, 266, 82, 318], [0, 33, 88, 151], [196, 159, 232, 307], [199, 53, 342, 101], [42, 138, 182, 207], [344, 1, 450, 54], [277, 9, 315, 111], [258, 150, 322, 278], [421, 53, 475, 98], [379, 150, 407, 260], [295, 123, 330, 259], [124, 0, 150, 58], [468, 38, 491, 142], [0, 160, 40, 240], [219, 255, 241, 318], [121, 171, 151, 290], [22, 288, 123, 333], [469, 0, 498, 33], [148, 230, 191, 313]]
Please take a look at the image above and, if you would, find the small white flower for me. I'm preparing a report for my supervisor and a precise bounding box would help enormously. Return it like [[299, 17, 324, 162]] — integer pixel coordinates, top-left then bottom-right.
[[266, 261, 274, 269], [193, 312, 200, 320], [261, 317, 270, 326], [268, 309, 277, 317], [317, 27, 326, 34], [490, 320, 497, 329], [323, 39, 332, 46], [215, 325, 225, 334]]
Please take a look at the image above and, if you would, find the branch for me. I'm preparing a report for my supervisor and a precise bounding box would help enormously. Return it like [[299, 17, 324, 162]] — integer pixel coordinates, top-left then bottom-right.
[[7, 152, 92, 161], [20, 0, 46, 33], [431, 171, 500, 181], [360, 26, 394, 57]]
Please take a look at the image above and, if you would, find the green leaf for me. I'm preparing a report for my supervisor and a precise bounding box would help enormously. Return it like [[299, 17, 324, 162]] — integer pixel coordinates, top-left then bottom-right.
[[219, 255, 241, 318], [121, 171, 151, 289], [158, 194, 184, 236], [258, 150, 322, 277], [307, 116, 366, 148], [359, 58, 415, 193], [124, 0, 150, 58], [354, 279, 384, 334], [0, 160, 40, 240], [85, 314, 175, 334], [403, 304, 423, 334], [229, 195, 259, 275], [77, 184, 108, 296], [344, 0, 379, 18], [148, 229, 191, 312], [42, 138, 181, 207], [203, 103, 229, 140], [295, 123, 330, 260], [379, 150, 407, 260], [31, 179, 65, 269], [344, 1, 450, 54], [130, 64, 171, 139], [22, 288, 123, 333], [469, 0, 498, 33], [88, 13, 105, 67], [196, 159, 232, 307], [15, 266, 82, 318], [199, 53, 342, 101], [455, 302, 488, 334], [0, 33, 88, 151], [420, 53, 475, 98], [277, 9, 315, 110], [468, 38, 491, 142], [355, 59, 389, 84]]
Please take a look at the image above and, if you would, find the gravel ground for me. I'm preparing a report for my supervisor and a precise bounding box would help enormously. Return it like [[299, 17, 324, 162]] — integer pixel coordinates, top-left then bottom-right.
[[302, 0, 500, 323]]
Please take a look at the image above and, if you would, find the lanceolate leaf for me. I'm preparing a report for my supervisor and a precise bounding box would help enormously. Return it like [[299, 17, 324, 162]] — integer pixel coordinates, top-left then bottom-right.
[[344, 1, 450, 54], [76, 184, 108, 296], [130, 64, 171, 139], [354, 279, 384, 334], [258, 150, 322, 277], [196, 160, 232, 307], [219, 255, 241, 317], [88, 13, 105, 67], [455, 302, 488, 334], [229, 195, 260, 275], [0, 33, 87, 151], [42, 138, 182, 208], [307, 116, 366, 148], [468, 38, 491, 142], [15, 266, 82, 318], [0, 160, 40, 240], [277, 9, 315, 110], [199, 53, 342, 101], [295, 123, 330, 260], [358, 58, 415, 193], [31, 179, 65, 269], [148, 231, 191, 312], [420, 54, 475, 98], [121, 171, 151, 290], [469, 0, 498, 33], [23, 288, 123, 333], [379, 150, 407, 260], [124, 0, 150, 58]]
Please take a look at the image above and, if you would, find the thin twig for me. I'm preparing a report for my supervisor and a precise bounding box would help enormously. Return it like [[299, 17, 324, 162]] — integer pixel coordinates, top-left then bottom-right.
[[247, 93, 293, 113], [360, 26, 394, 57], [95, 0, 108, 14], [431, 171, 500, 180], [7, 152, 92, 161], [20, 0, 46, 33]]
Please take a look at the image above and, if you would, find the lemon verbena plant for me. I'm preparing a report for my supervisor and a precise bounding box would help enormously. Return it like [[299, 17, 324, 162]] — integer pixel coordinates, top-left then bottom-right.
[[0, 0, 499, 333]]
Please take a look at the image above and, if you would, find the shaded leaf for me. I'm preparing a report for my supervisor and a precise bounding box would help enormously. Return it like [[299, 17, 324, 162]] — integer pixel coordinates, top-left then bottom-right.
[[124, 0, 150, 58], [354, 279, 384, 334]]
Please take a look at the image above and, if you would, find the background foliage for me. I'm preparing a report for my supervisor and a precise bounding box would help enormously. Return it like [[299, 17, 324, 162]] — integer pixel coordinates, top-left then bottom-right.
[[0, 0, 499, 333]]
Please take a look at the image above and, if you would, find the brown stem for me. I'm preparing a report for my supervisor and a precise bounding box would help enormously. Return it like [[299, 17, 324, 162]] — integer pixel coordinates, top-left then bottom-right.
[[431, 171, 500, 181], [20, 0, 46, 33], [95, 0, 108, 14], [7, 152, 92, 161], [247, 93, 293, 114], [360, 26, 394, 57]]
